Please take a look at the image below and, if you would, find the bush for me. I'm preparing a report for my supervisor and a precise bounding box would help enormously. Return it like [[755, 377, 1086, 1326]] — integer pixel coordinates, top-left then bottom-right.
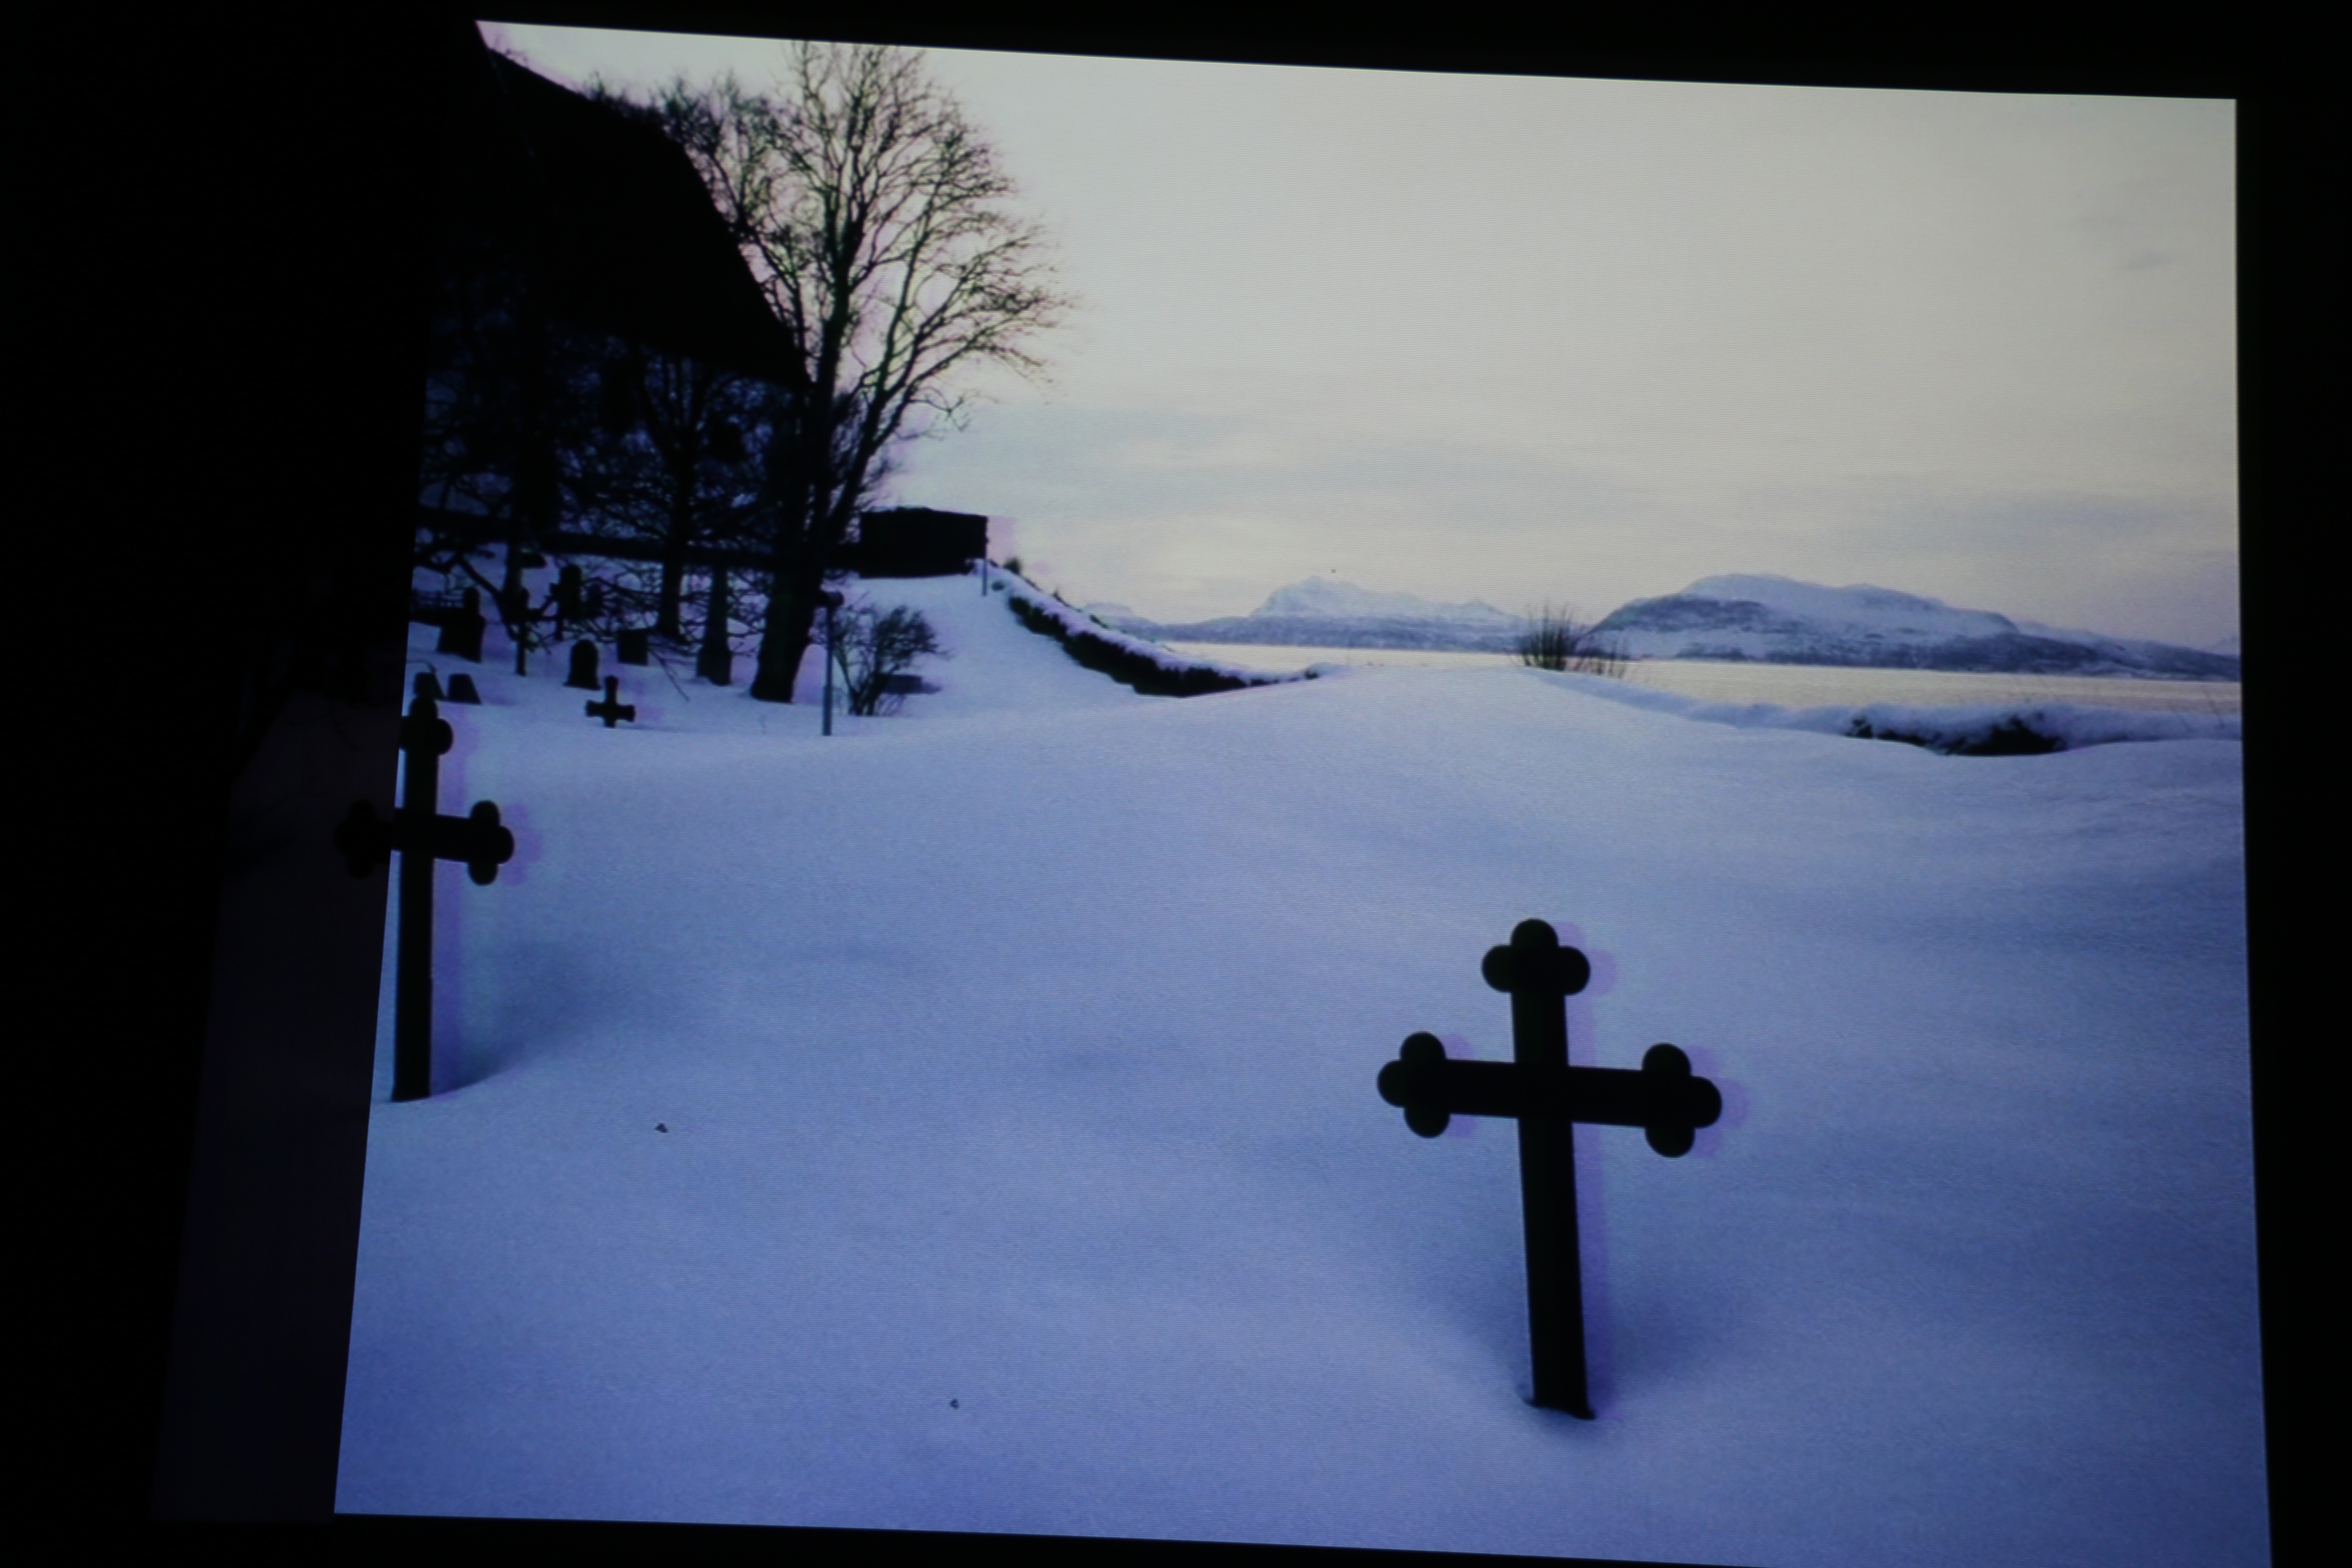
[[829, 603, 945, 715], [1517, 602, 1626, 678], [1846, 715, 2066, 756]]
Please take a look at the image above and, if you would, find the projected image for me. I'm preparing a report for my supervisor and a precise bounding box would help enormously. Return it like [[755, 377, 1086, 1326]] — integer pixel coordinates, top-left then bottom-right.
[[337, 21, 2260, 1566]]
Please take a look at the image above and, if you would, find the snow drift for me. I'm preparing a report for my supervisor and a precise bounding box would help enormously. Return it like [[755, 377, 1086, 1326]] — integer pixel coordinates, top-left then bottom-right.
[[337, 569, 2263, 1568]]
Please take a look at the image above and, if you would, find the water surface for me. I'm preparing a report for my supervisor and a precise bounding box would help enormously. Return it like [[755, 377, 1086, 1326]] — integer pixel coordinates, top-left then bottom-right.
[[1161, 643, 2242, 716]]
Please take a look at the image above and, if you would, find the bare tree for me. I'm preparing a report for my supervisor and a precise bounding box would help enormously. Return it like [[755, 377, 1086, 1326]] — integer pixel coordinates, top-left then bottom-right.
[[615, 45, 1072, 702], [414, 248, 612, 667], [575, 341, 763, 643]]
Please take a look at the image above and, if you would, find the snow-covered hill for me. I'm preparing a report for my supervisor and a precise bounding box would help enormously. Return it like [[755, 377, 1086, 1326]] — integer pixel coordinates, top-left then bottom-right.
[[1592, 574, 2240, 680], [336, 559, 2261, 1565]]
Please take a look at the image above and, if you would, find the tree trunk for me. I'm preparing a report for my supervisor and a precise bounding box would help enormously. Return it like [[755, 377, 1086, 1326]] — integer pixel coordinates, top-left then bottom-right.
[[750, 555, 820, 701], [749, 433, 824, 703], [655, 472, 692, 641], [696, 568, 733, 685]]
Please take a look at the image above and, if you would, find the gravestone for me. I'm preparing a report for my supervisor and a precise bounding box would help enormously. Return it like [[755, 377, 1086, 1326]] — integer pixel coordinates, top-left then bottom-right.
[[333, 678, 517, 1101], [411, 670, 445, 702], [1376, 919, 1723, 1417], [564, 639, 601, 691], [445, 673, 482, 704], [434, 588, 485, 663], [585, 674, 637, 728], [616, 628, 650, 665]]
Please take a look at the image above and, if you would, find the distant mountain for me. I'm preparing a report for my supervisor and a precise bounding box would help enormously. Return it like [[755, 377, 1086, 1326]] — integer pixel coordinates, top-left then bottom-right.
[[1105, 579, 1528, 651], [1590, 575, 2240, 680], [1103, 571, 2239, 679], [1250, 579, 1521, 626]]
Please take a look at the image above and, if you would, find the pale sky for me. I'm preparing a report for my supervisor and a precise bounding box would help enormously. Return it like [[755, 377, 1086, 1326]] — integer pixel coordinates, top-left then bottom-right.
[[485, 20, 2237, 646]]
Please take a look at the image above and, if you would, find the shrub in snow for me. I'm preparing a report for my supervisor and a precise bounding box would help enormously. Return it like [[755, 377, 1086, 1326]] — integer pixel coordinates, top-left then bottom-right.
[[1847, 714, 2066, 756], [1516, 602, 1627, 679], [829, 603, 946, 716]]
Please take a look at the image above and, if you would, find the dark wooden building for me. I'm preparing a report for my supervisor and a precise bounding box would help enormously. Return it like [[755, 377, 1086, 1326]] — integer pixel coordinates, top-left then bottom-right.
[[151, 18, 807, 1528], [848, 507, 990, 577], [435, 18, 796, 382]]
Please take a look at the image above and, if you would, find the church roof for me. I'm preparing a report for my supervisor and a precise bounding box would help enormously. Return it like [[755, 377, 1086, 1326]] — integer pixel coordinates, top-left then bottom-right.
[[434, 18, 799, 384]]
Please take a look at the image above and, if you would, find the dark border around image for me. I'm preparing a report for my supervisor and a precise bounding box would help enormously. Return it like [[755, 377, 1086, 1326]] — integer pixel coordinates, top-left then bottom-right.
[[75, 6, 2319, 1565]]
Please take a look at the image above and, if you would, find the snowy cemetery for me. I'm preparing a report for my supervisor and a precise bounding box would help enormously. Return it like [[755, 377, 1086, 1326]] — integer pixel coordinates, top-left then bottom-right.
[[334, 549, 2265, 1567]]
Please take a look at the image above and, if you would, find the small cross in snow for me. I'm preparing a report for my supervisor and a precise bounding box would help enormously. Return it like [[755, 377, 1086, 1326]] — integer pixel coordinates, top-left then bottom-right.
[[585, 674, 637, 729]]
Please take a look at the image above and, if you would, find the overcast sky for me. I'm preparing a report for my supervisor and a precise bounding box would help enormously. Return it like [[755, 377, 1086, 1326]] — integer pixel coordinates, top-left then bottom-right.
[[486, 21, 2236, 646]]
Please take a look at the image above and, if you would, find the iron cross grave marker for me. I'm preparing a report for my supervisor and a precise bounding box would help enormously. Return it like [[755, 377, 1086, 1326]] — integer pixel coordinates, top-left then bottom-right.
[[334, 678, 516, 1101], [585, 674, 637, 728], [1377, 918, 1722, 1417]]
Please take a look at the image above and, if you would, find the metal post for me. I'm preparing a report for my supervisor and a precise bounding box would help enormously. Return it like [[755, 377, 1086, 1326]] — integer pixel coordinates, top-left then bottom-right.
[[1504, 935, 1592, 1418], [392, 695, 449, 1103], [822, 598, 836, 736]]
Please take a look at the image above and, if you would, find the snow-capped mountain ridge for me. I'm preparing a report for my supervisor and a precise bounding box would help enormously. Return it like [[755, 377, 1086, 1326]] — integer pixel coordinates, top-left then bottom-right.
[[1099, 572, 2236, 679], [1592, 575, 2238, 680], [1678, 574, 2019, 639], [1104, 578, 1529, 652], [1251, 578, 1521, 627]]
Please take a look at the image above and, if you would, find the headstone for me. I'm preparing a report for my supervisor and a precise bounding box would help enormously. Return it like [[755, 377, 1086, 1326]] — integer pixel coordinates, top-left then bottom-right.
[[585, 674, 637, 729], [1376, 919, 1724, 1417], [444, 673, 482, 704], [616, 628, 650, 665], [332, 691, 516, 1101], [411, 670, 444, 703], [434, 587, 486, 663], [564, 639, 601, 691]]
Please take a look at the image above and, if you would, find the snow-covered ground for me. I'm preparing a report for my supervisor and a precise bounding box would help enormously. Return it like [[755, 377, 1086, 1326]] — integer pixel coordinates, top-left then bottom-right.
[[337, 567, 2265, 1567]]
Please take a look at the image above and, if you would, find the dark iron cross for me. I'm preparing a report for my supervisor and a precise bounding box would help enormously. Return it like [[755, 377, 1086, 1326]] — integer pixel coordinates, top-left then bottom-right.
[[585, 674, 637, 728], [1378, 918, 1722, 1417], [335, 680, 516, 1101]]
